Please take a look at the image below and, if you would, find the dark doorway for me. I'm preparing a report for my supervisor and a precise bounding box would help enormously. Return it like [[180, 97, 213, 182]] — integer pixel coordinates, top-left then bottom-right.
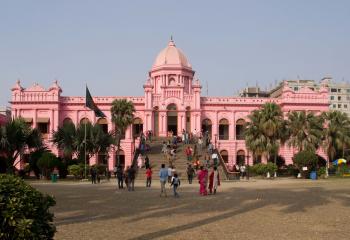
[[167, 104, 178, 135]]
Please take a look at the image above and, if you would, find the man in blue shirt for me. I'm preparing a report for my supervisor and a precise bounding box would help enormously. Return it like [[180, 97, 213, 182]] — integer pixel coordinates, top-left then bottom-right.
[[159, 163, 168, 197]]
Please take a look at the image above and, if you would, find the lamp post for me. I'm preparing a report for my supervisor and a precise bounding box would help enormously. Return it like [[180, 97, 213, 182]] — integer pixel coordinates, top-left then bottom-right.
[[246, 152, 250, 180], [214, 134, 217, 149]]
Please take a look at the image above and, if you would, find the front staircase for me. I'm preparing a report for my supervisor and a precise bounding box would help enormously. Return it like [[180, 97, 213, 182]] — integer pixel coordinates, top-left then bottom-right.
[[136, 137, 189, 180], [135, 137, 235, 181]]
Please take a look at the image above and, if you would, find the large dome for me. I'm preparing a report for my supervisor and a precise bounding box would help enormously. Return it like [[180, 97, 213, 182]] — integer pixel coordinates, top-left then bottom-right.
[[153, 39, 191, 68]]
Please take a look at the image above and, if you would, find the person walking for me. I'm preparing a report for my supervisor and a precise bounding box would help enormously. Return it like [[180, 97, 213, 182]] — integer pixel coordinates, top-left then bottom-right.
[[90, 167, 97, 184], [159, 164, 168, 197], [185, 146, 193, 162], [209, 166, 220, 194], [170, 173, 181, 198], [211, 151, 219, 167], [116, 166, 124, 189], [127, 166, 136, 191], [146, 167, 152, 187], [197, 166, 208, 196], [187, 164, 195, 184], [240, 164, 246, 179], [145, 155, 150, 169], [198, 137, 203, 154], [167, 165, 173, 184]]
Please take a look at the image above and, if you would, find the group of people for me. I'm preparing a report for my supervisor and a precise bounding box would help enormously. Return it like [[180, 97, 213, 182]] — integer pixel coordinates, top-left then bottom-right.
[[158, 163, 220, 197], [114, 165, 136, 191]]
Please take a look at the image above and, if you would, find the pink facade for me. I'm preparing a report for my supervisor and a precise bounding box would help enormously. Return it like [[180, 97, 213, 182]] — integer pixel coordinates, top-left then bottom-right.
[[10, 40, 329, 169]]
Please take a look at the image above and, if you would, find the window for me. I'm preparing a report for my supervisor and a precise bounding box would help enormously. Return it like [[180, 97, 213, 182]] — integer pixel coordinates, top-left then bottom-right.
[[331, 88, 337, 92], [333, 104, 336, 108], [294, 87, 299, 91], [347, 96, 350, 101], [38, 123, 48, 134], [330, 96, 334, 100], [347, 89, 350, 93], [344, 104, 348, 109], [338, 96, 341, 101], [338, 89, 341, 92], [338, 104, 341, 108]]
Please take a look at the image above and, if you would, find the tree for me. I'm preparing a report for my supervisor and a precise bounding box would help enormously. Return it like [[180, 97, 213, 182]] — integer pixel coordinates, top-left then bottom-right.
[[293, 150, 318, 178], [52, 121, 77, 160], [0, 118, 43, 173], [245, 109, 267, 163], [322, 110, 350, 177], [287, 111, 324, 152], [52, 122, 114, 176], [110, 99, 135, 166], [89, 124, 115, 163], [37, 152, 61, 179]]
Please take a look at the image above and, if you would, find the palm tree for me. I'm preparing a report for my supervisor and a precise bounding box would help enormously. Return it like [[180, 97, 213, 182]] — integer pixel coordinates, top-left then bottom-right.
[[110, 99, 135, 166], [245, 109, 267, 163], [52, 121, 77, 160], [287, 111, 324, 152], [0, 118, 43, 173], [323, 110, 350, 177], [89, 123, 115, 164], [259, 103, 285, 177]]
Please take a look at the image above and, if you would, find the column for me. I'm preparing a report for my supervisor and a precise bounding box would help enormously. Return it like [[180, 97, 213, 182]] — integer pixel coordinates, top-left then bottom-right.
[[54, 109, 59, 131], [50, 109, 54, 138], [33, 109, 37, 129], [230, 111, 235, 140]]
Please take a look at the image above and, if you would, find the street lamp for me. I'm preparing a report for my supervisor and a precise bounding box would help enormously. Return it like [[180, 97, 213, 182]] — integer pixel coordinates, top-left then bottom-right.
[[246, 153, 250, 180], [214, 134, 217, 149]]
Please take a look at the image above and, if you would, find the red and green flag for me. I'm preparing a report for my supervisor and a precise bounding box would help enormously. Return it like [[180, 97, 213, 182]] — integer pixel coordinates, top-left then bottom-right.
[[85, 86, 106, 118]]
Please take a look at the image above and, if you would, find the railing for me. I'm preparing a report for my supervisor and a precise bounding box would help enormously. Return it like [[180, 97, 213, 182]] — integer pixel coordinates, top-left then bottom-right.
[[165, 89, 181, 98], [215, 149, 240, 180]]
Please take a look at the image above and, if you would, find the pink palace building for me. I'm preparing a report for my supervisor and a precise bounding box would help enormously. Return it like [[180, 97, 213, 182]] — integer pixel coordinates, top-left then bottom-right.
[[10, 39, 329, 170]]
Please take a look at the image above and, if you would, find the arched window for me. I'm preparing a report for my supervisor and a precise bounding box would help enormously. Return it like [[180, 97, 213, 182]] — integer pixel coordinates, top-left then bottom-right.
[[97, 118, 108, 133], [202, 118, 212, 140], [219, 118, 229, 140], [236, 119, 245, 140], [133, 118, 143, 137], [80, 118, 90, 125], [236, 150, 245, 166], [63, 117, 73, 125], [220, 150, 229, 164]]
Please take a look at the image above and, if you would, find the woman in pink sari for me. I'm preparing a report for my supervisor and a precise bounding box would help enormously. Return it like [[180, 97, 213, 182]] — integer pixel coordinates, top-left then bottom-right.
[[198, 166, 208, 195]]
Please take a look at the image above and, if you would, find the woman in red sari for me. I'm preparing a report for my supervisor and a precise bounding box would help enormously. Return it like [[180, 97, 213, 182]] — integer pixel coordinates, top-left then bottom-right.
[[209, 166, 220, 194], [198, 166, 208, 195]]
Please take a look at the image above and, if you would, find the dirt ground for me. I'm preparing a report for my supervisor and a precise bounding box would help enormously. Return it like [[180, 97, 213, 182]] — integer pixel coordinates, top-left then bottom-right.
[[31, 178, 350, 240]]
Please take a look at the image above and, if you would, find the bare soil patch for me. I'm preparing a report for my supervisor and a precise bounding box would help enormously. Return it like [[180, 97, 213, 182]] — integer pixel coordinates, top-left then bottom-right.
[[31, 178, 350, 240]]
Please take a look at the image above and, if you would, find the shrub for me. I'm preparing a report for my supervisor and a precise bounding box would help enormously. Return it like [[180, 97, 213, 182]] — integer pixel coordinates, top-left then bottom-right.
[[0, 174, 56, 239], [250, 163, 277, 176], [37, 152, 61, 179], [91, 164, 107, 175], [293, 151, 318, 178], [317, 166, 327, 177], [68, 164, 82, 179]]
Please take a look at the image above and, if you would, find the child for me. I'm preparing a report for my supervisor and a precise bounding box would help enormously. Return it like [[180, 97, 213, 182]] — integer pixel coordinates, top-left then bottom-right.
[[171, 173, 181, 197]]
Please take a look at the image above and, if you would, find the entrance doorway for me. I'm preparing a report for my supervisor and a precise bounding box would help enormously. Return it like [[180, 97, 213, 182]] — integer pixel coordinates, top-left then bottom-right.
[[167, 104, 177, 135]]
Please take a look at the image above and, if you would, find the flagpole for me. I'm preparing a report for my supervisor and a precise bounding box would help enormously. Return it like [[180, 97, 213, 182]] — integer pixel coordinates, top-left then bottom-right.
[[84, 84, 87, 179]]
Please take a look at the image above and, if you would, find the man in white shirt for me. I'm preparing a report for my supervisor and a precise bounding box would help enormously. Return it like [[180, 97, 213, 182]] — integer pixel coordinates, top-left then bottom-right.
[[211, 152, 218, 167], [167, 166, 173, 183]]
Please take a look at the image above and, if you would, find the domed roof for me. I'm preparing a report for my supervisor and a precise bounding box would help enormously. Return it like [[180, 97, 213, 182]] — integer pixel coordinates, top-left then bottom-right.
[[153, 39, 191, 69]]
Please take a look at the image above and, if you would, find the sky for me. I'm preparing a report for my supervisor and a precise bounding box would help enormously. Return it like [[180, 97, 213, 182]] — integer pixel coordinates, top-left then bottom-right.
[[1, 0, 349, 106]]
